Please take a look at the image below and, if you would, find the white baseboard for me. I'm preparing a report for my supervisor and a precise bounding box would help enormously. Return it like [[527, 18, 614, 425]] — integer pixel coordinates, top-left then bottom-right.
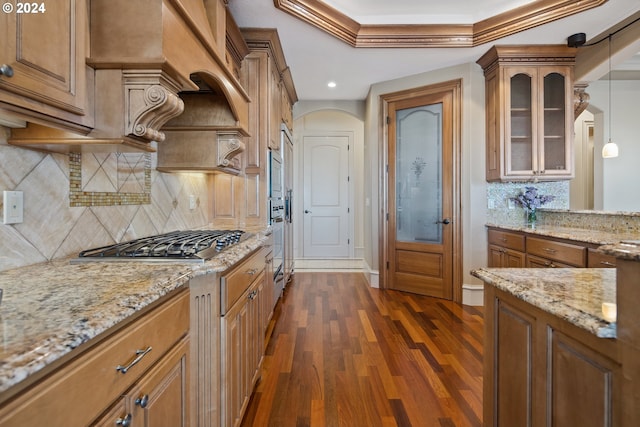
[[462, 283, 484, 306], [363, 260, 379, 288]]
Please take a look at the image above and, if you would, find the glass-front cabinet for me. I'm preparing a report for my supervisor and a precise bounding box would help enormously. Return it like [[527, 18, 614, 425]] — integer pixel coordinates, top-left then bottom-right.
[[477, 46, 576, 181]]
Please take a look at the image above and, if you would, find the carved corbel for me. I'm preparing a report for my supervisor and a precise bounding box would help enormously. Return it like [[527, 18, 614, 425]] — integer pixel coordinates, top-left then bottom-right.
[[124, 73, 185, 143], [217, 135, 245, 170], [574, 84, 590, 119]]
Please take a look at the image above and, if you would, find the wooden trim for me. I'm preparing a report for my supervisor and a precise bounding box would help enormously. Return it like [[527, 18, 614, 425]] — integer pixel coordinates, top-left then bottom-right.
[[380, 79, 463, 302], [242, 28, 299, 103], [274, 0, 608, 48]]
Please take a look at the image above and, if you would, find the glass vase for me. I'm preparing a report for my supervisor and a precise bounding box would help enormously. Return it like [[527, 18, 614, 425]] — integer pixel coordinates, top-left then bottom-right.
[[525, 209, 537, 227]]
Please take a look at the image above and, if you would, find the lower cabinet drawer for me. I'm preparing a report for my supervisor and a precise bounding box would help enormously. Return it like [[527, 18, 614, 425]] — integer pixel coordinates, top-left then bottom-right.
[[488, 229, 525, 252], [526, 254, 576, 268], [526, 237, 586, 267], [221, 247, 267, 314], [0, 289, 189, 427], [587, 248, 617, 268]]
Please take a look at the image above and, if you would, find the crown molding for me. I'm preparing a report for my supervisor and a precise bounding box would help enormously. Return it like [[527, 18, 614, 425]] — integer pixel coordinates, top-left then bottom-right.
[[273, 0, 608, 48]]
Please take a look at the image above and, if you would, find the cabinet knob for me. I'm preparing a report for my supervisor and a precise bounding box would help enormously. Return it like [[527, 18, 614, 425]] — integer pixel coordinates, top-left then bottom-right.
[[135, 394, 149, 408], [0, 64, 13, 78], [116, 414, 132, 427]]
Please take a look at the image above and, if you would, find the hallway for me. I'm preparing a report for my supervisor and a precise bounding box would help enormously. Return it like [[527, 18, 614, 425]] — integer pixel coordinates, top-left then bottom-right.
[[241, 273, 484, 427]]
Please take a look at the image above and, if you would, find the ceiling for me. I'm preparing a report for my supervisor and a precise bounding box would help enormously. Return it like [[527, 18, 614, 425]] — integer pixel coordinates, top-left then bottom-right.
[[228, 0, 640, 101]]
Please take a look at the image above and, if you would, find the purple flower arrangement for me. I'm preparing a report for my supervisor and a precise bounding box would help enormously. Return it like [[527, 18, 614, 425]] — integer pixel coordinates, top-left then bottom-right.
[[513, 186, 555, 211]]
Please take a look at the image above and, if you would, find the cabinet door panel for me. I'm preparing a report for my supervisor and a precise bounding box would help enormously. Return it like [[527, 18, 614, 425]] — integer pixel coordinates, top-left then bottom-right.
[[131, 337, 190, 427], [505, 67, 536, 175], [91, 398, 128, 427], [548, 329, 618, 427], [504, 249, 526, 267], [494, 298, 535, 427], [0, 0, 86, 113]]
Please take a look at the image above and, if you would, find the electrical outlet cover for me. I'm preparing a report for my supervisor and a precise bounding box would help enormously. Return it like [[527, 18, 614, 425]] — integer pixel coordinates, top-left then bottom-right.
[[3, 191, 24, 224]]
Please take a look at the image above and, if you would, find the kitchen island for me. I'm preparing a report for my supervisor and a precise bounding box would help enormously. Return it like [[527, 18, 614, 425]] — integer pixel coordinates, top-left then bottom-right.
[[0, 229, 270, 426], [474, 237, 640, 427], [473, 266, 620, 427]]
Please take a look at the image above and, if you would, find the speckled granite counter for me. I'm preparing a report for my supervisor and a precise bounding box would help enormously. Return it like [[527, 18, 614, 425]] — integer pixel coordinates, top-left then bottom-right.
[[600, 240, 640, 261], [0, 230, 269, 395], [471, 267, 616, 338], [486, 222, 640, 246]]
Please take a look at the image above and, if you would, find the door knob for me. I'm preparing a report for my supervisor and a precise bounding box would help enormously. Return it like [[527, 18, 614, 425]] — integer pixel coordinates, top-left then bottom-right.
[[436, 218, 451, 225], [304, 210, 312, 214]]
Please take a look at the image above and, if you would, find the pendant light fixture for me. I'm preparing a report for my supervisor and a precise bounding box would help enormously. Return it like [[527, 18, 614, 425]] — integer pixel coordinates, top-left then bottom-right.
[[602, 33, 619, 158]]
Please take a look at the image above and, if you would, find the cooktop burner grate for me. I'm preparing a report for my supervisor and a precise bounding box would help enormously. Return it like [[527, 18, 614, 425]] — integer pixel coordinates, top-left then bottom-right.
[[74, 230, 248, 263]]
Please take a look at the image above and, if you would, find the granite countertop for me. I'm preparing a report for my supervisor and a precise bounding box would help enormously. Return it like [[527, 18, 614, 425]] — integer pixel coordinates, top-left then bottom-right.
[[600, 241, 640, 261], [486, 222, 640, 246], [471, 267, 616, 338], [0, 230, 269, 396]]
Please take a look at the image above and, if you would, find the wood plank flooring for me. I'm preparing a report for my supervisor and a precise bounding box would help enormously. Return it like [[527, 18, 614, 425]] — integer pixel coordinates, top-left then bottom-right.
[[241, 272, 484, 427]]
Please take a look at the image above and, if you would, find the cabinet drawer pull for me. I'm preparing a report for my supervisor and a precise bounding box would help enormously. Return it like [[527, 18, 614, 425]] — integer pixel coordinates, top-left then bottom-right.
[[135, 394, 149, 408], [116, 346, 152, 374], [116, 414, 132, 426], [600, 261, 616, 267], [248, 290, 258, 300], [246, 268, 258, 276], [542, 247, 557, 254]]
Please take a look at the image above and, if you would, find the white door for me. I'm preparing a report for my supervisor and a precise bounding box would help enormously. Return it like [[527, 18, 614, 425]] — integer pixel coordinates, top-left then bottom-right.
[[302, 136, 350, 257]]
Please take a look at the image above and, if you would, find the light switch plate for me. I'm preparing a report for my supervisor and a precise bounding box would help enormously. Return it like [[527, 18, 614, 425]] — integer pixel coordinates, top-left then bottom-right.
[[3, 191, 23, 224]]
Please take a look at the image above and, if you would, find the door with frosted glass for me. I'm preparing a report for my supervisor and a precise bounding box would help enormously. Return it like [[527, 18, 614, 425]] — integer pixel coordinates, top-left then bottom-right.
[[388, 91, 453, 299]]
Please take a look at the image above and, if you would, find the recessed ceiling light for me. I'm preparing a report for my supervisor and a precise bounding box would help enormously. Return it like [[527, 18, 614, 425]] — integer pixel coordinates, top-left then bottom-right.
[[327, 81, 337, 88]]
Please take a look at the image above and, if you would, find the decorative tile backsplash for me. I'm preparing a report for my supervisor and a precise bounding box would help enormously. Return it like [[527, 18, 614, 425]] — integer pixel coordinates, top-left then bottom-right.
[[0, 127, 210, 272], [486, 180, 640, 233], [486, 181, 569, 225], [69, 152, 151, 206]]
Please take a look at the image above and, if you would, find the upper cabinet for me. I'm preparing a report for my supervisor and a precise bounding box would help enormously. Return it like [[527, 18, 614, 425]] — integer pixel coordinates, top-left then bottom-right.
[[0, 0, 90, 132], [3, 0, 252, 155], [477, 45, 577, 182], [242, 29, 298, 154]]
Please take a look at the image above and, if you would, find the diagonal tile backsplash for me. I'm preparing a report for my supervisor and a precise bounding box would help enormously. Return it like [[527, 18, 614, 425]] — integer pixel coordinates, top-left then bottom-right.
[[0, 127, 210, 272]]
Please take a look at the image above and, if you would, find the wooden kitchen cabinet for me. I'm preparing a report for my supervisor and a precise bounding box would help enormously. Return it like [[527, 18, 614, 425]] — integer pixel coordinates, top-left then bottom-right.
[[235, 28, 297, 230], [477, 46, 576, 182], [0, 289, 189, 427], [527, 236, 586, 267], [487, 226, 611, 269], [588, 248, 617, 268], [220, 247, 268, 427], [484, 284, 621, 427], [94, 336, 190, 427], [0, 0, 90, 130], [487, 228, 526, 267]]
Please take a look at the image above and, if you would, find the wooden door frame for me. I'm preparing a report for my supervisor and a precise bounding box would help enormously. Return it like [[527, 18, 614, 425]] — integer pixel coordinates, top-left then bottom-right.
[[379, 79, 463, 303]]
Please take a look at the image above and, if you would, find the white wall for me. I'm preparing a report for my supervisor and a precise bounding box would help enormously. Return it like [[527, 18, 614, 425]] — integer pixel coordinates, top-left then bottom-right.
[[364, 62, 488, 290], [576, 79, 640, 212]]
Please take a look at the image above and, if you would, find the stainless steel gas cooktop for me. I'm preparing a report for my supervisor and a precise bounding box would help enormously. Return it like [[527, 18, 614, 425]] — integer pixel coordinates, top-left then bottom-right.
[[72, 230, 250, 263]]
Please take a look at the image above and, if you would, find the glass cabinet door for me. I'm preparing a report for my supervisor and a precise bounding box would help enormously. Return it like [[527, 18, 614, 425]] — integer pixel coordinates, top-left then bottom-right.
[[508, 70, 535, 174], [542, 71, 568, 172]]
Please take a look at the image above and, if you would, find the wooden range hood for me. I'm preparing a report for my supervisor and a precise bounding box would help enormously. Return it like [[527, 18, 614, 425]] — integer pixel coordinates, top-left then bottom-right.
[[157, 82, 249, 174], [9, 0, 251, 154]]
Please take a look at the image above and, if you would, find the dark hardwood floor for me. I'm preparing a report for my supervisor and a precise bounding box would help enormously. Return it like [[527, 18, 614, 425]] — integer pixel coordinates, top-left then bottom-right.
[[241, 272, 484, 427]]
